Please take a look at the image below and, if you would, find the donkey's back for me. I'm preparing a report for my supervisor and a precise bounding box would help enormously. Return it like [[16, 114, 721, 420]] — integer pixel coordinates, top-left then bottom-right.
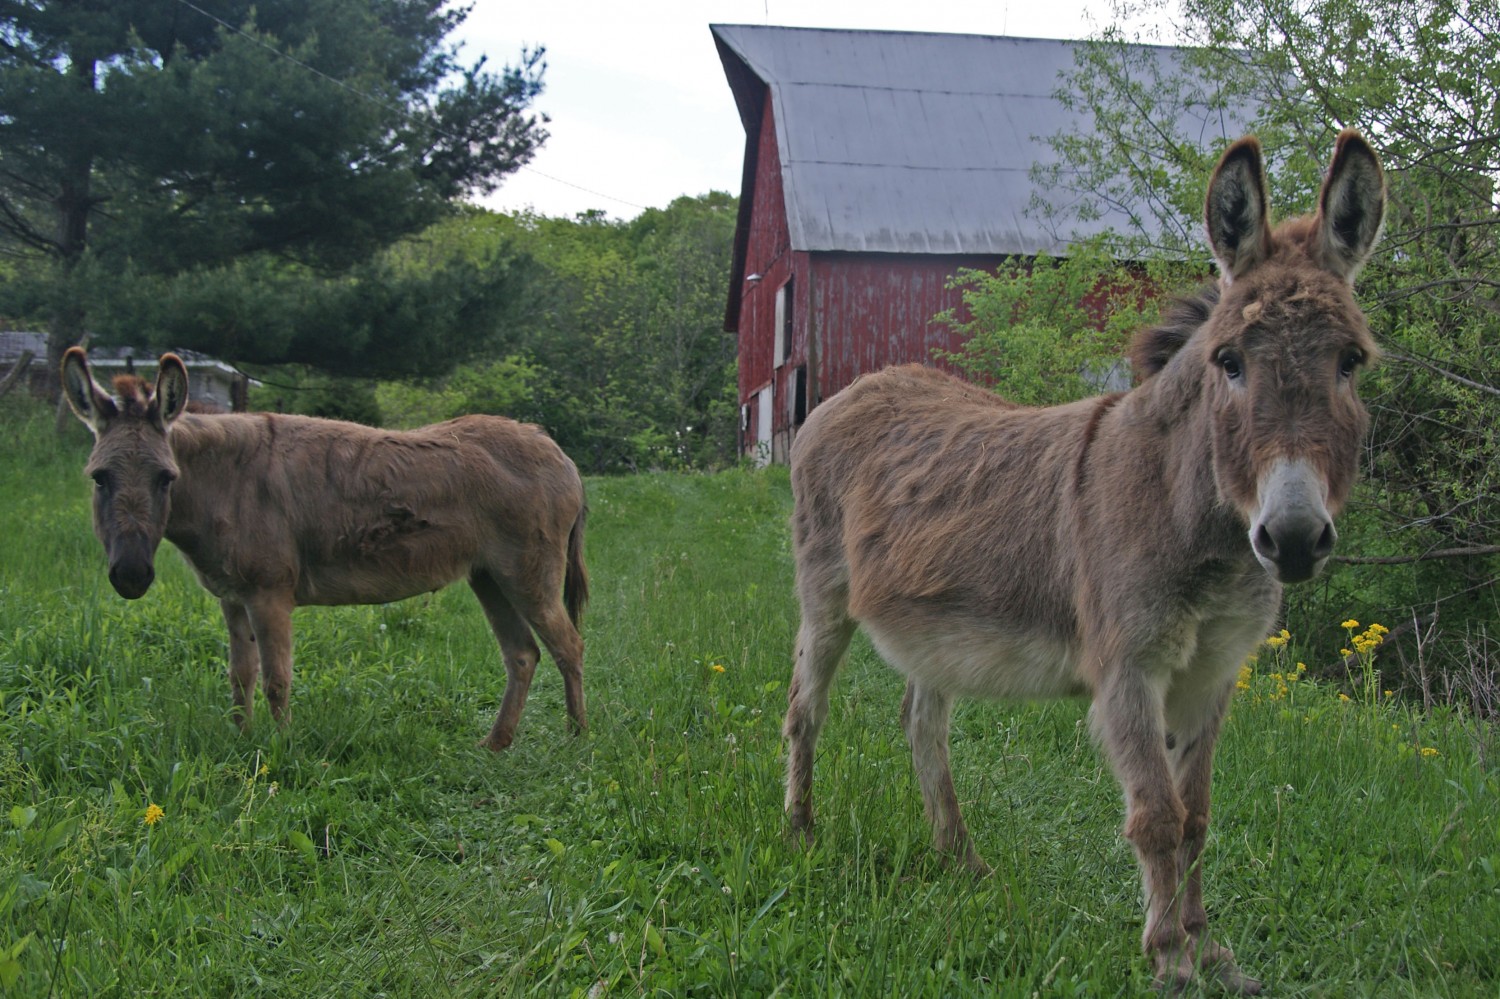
[[791, 364, 1099, 699], [171, 410, 584, 608]]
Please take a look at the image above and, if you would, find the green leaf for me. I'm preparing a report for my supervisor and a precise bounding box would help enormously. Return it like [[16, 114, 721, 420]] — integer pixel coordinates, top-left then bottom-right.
[[8, 806, 35, 830], [288, 831, 317, 861], [543, 837, 565, 858], [643, 921, 666, 959]]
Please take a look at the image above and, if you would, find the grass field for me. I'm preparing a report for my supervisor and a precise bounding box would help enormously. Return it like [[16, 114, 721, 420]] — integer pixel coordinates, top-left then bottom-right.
[[2, 398, 1498, 996]]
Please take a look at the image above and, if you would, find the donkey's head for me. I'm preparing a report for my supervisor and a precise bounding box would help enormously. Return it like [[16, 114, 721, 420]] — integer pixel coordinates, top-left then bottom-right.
[[1195, 130, 1385, 584], [62, 349, 189, 599]]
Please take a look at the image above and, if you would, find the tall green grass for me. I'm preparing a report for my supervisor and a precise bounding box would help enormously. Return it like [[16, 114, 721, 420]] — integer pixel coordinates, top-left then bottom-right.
[[1, 397, 1497, 995]]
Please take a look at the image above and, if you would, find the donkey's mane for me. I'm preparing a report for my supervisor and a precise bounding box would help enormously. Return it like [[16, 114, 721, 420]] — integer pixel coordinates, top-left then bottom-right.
[[109, 374, 154, 418], [1129, 283, 1220, 381]]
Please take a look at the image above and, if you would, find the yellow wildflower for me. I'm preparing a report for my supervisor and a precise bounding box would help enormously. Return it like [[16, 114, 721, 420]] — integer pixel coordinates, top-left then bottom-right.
[[1419, 747, 1439, 758], [1340, 619, 1360, 630], [1340, 648, 1353, 658], [1338, 693, 1351, 703], [710, 663, 726, 674], [258, 763, 270, 777], [1384, 690, 1393, 698], [143, 803, 165, 827], [1296, 662, 1307, 672], [1264, 634, 1287, 649]]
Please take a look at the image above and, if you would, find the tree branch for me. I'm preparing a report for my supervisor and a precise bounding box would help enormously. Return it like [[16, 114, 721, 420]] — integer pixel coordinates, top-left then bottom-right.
[[1335, 545, 1500, 565], [1384, 351, 1500, 399]]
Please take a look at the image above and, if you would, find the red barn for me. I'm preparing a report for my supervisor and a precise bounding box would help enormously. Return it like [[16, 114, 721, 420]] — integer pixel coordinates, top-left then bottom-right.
[[712, 25, 1242, 462]]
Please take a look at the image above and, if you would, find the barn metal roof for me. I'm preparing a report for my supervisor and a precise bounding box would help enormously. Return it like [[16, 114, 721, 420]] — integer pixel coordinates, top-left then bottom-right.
[[711, 24, 1250, 256]]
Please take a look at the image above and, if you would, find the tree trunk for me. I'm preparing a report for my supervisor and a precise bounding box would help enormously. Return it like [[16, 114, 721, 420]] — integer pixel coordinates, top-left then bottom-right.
[[50, 51, 98, 432]]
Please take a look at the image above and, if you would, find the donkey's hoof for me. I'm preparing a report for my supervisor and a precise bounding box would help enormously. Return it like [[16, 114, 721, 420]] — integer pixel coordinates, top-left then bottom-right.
[[478, 733, 514, 752], [1153, 941, 1262, 996]]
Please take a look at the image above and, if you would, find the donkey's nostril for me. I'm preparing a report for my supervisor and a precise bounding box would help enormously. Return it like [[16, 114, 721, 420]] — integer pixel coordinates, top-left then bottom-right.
[[1252, 523, 1279, 562], [1312, 521, 1337, 559]]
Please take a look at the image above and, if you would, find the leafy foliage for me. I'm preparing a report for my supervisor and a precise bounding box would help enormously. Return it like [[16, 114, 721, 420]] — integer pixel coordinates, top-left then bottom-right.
[[370, 194, 740, 473], [936, 242, 1169, 406]]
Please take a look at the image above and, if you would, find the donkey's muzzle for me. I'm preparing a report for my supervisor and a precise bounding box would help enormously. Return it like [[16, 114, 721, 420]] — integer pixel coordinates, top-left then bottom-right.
[[106, 534, 157, 599], [108, 559, 155, 599], [1250, 458, 1337, 585]]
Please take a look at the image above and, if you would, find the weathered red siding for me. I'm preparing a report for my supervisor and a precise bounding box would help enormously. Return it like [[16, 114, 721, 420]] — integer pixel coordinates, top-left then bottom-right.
[[808, 253, 1000, 405], [738, 98, 795, 402]]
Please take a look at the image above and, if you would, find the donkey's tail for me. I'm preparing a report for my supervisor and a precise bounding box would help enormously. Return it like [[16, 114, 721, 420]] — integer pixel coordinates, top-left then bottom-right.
[[564, 501, 589, 628]]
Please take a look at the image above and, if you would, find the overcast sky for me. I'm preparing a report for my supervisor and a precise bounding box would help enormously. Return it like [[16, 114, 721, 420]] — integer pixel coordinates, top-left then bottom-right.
[[452, 0, 1180, 220]]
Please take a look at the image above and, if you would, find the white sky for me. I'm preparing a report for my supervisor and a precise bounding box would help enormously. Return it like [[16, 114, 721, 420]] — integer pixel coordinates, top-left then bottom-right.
[[453, 0, 1181, 220]]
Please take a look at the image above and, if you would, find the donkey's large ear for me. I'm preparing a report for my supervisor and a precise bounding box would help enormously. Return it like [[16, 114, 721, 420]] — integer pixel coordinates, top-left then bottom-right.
[[60, 347, 117, 437], [151, 354, 190, 429], [1205, 136, 1273, 283], [1315, 129, 1385, 282]]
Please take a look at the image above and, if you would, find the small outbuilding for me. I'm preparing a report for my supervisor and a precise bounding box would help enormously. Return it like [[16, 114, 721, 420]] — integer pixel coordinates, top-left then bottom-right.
[[0, 331, 246, 411], [711, 24, 1243, 462]]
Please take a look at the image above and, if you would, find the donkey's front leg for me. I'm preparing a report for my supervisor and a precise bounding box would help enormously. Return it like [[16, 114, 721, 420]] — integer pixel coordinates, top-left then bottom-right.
[[220, 599, 259, 731], [245, 595, 296, 726], [1169, 677, 1262, 995], [1093, 665, 1192, 987]]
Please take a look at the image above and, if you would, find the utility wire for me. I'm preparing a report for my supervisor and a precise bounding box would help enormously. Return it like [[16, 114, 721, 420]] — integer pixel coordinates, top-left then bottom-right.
[[171, 0, 646, 212]]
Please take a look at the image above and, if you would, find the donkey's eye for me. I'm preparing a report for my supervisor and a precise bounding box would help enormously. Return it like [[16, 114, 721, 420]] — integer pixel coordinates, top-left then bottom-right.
[[156, 470, 177, 492], [90, 470, 111, 491], [1218, 351, 1245, 381], [1338, 350, 1364, 379]]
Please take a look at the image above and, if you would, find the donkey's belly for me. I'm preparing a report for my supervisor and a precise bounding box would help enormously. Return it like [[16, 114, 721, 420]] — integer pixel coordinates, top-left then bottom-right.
[[295, 555, 469, 607], [865, 619, 1086, 700]]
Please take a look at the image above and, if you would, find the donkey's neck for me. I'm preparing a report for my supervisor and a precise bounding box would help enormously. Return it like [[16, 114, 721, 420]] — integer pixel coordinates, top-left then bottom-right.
[[1122, 355, 1247, 555]]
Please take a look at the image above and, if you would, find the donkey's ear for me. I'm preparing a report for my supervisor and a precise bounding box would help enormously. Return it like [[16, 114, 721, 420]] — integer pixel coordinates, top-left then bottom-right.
[[60, 347, 117, 436], [1205, 136, 1273, 283], [151, 354, 190, 428], [1315, 129, 1385, 282]]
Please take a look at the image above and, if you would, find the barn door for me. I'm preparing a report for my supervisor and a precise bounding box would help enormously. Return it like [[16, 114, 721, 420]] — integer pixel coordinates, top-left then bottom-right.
[[755, 385, 773, 466]]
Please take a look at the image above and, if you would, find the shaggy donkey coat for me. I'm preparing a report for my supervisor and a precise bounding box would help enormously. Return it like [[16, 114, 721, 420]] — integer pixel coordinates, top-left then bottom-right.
[[783, 131, 1386, 993], [63, 351, 588, 750]]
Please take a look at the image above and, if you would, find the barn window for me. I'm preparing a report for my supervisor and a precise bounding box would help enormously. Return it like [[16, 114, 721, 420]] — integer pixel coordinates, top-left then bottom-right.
[[773, 277, 794, 366], [792, 365, 808, 428]]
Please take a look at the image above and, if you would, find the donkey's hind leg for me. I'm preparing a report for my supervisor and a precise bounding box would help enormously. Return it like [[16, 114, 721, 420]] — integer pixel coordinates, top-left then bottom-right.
[[901, 678, 989, 874], [783, 579, 855, 843], [505, 578, 587, 739], [470, 571, 544, 751]]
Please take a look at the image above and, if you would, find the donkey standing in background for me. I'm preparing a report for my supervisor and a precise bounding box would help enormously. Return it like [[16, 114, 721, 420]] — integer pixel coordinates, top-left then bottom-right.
[[784, 131, 1386, 993], [63, 350, 588, 751]]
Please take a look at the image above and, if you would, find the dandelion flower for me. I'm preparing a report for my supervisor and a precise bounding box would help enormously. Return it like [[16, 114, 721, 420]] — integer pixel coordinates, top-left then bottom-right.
[[143, 803, 165, 826], [710, 663, 726, 674]]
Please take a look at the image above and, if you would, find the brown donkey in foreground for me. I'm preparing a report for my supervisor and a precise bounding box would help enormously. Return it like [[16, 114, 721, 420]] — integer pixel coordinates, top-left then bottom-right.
[[63, 351, 588, 750], [784, 131, 1385, 993]]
